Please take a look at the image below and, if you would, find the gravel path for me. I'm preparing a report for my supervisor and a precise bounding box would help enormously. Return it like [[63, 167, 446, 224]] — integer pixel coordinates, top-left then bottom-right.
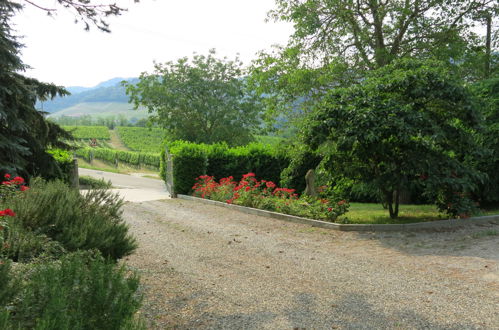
[[122, 199, 499, 329]]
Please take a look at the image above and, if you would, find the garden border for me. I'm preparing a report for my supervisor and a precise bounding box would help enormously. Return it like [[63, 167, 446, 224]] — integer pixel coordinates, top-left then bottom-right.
[[178, 194, 499, 232]]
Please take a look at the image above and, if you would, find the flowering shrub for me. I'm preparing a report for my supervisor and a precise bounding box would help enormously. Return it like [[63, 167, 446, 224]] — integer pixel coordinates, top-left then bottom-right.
[[0, 174, 29, 201], [192, 173, 349, 221]]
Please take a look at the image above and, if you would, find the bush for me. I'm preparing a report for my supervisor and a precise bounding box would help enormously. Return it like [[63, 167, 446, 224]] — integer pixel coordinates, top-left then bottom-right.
[[192, 173, 349, 221], [2, 251, 143, 330], [3, 179, 137, 260], [46, 149, 74, 184], [79, 175, 112, 189], [162, 141, 290, 195]]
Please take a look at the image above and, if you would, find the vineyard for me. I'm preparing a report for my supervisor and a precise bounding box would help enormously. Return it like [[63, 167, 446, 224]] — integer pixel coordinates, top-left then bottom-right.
[[62, 126, 111, 140], [76, 147, 161, 168], [116, 127, 166, 152]]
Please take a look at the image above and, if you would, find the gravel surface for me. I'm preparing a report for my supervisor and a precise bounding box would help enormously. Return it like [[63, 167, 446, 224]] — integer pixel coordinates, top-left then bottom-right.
[[122, 199, 499, 329]]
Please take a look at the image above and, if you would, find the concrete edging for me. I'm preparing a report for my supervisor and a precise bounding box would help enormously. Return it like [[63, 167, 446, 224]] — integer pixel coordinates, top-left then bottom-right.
[[177, 194, 499, 232]]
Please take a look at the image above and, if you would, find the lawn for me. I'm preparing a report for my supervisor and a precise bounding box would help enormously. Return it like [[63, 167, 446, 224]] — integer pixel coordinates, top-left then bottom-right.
[[339, 203, 447, 224], [339, 203, 499, 224]]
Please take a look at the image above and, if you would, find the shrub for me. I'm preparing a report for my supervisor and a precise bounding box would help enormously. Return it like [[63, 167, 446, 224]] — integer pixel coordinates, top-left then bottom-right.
[[192, 173, 349, 221], [162, 140, 291, 195], [3, 179, 136, 260], [79, 175, 112, 189], [3, 251, 143, 330], [46, 149, 75, 184]]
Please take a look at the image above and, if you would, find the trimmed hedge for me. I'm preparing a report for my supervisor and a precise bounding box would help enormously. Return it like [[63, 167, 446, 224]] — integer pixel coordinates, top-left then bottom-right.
[[161, 141, 290, 195], [76, 147, 160, 168]]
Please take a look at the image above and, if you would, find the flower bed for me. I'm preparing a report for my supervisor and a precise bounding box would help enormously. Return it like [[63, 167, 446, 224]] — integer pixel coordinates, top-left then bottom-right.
[[192, 173, 349, 221]]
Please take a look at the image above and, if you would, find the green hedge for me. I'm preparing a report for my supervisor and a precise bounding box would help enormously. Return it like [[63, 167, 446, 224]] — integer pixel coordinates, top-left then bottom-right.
[[161, 141, 290, 195], [76, 147, 160, 168]]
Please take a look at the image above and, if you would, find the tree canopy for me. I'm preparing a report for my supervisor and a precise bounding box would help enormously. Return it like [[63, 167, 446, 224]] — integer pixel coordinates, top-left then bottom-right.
[[302, 59, 484, 218], [124, 50, 263, 146], [250, 0, 498, 126]]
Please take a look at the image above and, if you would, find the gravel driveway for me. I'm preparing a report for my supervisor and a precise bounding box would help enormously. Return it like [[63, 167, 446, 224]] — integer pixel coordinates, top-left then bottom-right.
[[122, 199, 499, 329]]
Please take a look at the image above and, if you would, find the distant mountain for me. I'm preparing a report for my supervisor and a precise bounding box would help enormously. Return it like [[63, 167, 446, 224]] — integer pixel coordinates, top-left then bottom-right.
[[37, 77, 138, 113]]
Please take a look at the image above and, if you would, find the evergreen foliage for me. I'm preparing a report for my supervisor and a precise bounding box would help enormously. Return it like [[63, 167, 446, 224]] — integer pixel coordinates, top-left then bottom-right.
[[2, 179, 137, 260], [0, 1, 72, 179], [0, 251, 144, 329]]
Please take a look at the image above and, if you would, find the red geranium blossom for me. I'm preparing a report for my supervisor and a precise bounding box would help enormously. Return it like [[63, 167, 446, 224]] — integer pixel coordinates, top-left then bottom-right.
[[4, 174, 10, 179], [0, 209, 15, 217]]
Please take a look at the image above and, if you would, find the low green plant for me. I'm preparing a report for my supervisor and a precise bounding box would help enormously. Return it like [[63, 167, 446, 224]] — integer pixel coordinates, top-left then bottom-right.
[[3, 179, 136, 260], [79, 175, 112, 189], [2, 251, 144, 330], [192, 173, 349, 221]]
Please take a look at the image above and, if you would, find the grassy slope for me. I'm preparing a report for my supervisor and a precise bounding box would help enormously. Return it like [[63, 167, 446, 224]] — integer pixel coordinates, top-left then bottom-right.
[[48, 102, 149, 119]]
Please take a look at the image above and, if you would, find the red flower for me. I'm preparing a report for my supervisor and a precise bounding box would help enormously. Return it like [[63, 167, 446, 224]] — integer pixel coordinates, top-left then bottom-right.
[[4, 174, 10, 179], [266, 181, 276, 189], [337, 200, 346, 206], [328, 207, 332, 212], [1, 181, 11, 185], [242, 173, 255, 179], [12, 176, 24, 184], [245, 186, 251, 192], [0, 209, 15, 217], [20, 185, 29, 191]]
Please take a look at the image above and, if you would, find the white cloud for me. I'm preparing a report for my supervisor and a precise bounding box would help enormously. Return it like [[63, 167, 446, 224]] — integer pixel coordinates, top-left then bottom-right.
[[13, 0, 292, 87]]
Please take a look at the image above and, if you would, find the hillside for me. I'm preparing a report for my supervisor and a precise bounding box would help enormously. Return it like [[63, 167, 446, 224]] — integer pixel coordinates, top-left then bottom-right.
[[47, 102, 149, 120], [38, 77, 138, 114]]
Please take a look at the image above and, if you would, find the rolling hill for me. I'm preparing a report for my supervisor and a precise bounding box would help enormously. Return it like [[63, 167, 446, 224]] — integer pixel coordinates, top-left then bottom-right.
[[39, 77, 142, 119]]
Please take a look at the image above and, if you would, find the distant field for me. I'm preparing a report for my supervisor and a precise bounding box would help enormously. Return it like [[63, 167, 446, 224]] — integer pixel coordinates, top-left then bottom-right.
[[116, 127, 166, 152], [48, 102, 149, 120], [255, 135, 286, 146], [62, 126, 111, 140]]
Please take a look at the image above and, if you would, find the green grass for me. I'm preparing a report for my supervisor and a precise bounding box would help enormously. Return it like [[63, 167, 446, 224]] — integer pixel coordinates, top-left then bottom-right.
[[339, 203, 499, 224], [255, 135, 286, 146], [339, 203, 448, 224], [116, 127, 166, 152], [62, 125, 111, 140]]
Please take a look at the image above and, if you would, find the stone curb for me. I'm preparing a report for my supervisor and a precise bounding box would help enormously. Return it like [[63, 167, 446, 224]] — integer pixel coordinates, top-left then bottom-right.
[[177, 194, 499, 232]]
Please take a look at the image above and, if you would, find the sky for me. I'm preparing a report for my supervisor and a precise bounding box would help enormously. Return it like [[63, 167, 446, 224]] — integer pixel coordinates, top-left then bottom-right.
[[12, 0, 293, 87]]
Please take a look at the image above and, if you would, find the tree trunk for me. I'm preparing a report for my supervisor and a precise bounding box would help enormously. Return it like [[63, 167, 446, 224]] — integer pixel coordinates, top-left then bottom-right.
[[485, 13, 491, 79]]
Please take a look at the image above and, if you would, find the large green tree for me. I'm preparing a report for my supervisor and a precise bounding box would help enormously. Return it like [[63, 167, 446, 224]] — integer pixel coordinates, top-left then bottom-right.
[[250, 0, 498, 125], [302, 59, 484, 218], [124, 50, 263, 146]]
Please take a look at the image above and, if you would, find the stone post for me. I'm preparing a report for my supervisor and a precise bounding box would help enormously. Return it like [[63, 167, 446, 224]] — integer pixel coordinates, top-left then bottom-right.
[[304, 169, 317, 197], [71, 158, 79, 189]]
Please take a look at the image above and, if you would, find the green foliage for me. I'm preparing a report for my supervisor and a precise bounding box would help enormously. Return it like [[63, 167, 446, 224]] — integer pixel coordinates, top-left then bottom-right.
[[472, 77, 499, 205], [2, 179, 137, 260], [0, 1, 72, 180], [251, 0, 498, 129], [62, 125, 111, 140], [192, 174, 349, 221], [163, 141, 290, 195], [79, 175, 112, 189], [1, 251, 143, 330], [75, 147, 160, 168], [46, 149, 74, 184], [303, 59, 484, 218], [124, 49, 262, 146], [116, 126, 166, 152]]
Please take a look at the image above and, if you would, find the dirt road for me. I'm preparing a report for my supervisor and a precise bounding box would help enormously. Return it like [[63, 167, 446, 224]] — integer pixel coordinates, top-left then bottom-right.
[[122, 199, 499, 329]]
